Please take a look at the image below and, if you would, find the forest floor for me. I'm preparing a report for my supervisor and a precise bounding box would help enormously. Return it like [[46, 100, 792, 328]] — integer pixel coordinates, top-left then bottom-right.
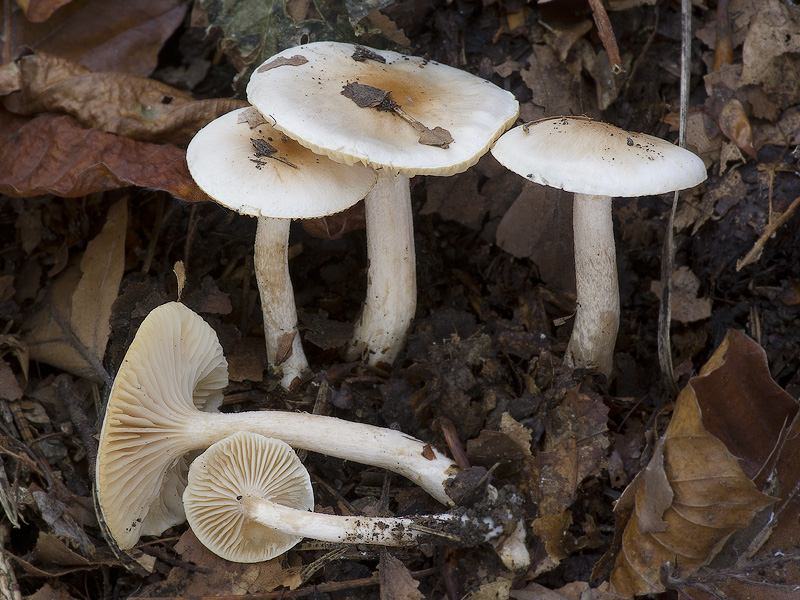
[[1, 0, 800, 599]]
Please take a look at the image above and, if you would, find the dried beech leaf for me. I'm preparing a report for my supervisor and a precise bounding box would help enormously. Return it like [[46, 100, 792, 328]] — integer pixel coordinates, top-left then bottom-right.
[[4, 52, 247, 145], [0, 111, 210, 202], [379, 553, 424, 600], [25, 200, 126, 381], [717, 98, 756, 159], [609, 331, 782, 597], [4, 0, 187, 76], [16, 0, 75, 23]]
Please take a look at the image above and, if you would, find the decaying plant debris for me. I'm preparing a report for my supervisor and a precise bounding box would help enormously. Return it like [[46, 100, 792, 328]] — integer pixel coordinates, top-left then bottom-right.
[[1, 0, 800, 599]]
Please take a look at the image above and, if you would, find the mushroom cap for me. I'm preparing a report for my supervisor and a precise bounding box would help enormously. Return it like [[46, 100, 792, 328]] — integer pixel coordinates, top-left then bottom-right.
[[491, 116, 708, 197], [246, 42, 519, 177], [184, 432, 314, 563], [96, 302, 229, 550], [186, 107, 377, 219]]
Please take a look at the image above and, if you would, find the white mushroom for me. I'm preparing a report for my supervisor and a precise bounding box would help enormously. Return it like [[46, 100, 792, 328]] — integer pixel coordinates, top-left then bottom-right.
[[95, 302, 457, 550], [184, 432, 520, 563], [247, 42, 519, 367], [492, 116, 707, 376], [186, 107, 377, 389]]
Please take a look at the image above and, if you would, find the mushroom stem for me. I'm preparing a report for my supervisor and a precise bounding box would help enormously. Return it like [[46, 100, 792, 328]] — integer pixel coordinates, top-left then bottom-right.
[[345, 172, 416, 366], [240, 495, 458, 546], [254, 216, 309, 388], [187, 409, 455, 505], [565, 194, 619, 377]]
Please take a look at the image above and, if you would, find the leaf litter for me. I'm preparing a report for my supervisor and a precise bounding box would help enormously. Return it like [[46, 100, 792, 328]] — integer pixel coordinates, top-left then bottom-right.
[[2, 0, 800, 599]]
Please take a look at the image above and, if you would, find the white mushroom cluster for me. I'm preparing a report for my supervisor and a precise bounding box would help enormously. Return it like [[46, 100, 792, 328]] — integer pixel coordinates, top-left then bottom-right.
[[187, 41, 519, 388]]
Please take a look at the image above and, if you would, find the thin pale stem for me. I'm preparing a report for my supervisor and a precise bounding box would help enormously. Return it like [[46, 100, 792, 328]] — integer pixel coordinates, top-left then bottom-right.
[[565, 194, 619, 377], [345, 172, 416, 366], [254, 216, 309, 388]]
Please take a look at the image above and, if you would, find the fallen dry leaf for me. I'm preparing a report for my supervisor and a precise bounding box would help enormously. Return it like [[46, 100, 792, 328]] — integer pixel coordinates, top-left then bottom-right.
[[739, 0, 800, 111], [3, 0, 187, 76], [649, 266, 712, 324], [0, 109, 210, 202], [24, 199, 126, 382], [379, 552, 424, 600], [716, 97, 756, 160], [14, 0, 74, 23], [149, 529, 303, 596], [3, 52, 247, 145], [608, 330, 794, 597], [0, 359, 24, 401]]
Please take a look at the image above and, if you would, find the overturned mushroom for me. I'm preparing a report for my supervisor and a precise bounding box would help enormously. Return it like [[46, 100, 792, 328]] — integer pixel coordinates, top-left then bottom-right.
[[186, 107, 376, 389], [184, 432, 522, 563], [95, 302, 457, 550], [247, 42, 519, 367]]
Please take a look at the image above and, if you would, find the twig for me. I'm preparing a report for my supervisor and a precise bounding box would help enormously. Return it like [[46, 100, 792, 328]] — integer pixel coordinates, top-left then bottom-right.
[[586, 0, 623, 73], [736, 195, 800, 271], [436, 417, 470, 471], [658, 0, 693, 397], [138, 545, 213, 574]]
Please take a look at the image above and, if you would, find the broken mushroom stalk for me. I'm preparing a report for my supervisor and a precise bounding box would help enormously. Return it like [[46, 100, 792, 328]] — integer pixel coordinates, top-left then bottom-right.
[[247, 42, 519, 367], [186, 106, 377, 389], [491, 116, 707, 377], [95, 301, 457, 551], [184, 432, 523, 563]]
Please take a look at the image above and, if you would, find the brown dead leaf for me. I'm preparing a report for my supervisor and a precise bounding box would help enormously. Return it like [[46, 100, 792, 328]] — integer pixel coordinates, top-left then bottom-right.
[[3, 52, 247, 145], [27, 583, 81, 600], [24, 199, 126, 382], [301, 201, 366, 239], [531, 511, 573, 562], [3, 0, 187, 76], [521, 44, 592, 121], [256, 55, 309, 72], [0, 359, 24, 401], [495, 185, 575, 293], [365, 10, 411, 47], [512, 581, 621, 600], [154, 529, 300, 596], [649, 266, 712, 324], [0, 110, 210, 202], [379, 552, 424, 600], [716, 98, 756, 160], [740, 0, 800, 112], [539, 385, 609, 514], [15, 0, 74, 23], [608, 330, 791, 597]]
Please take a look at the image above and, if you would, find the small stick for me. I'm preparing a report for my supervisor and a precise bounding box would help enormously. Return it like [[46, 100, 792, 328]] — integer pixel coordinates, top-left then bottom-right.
[[586, 0, 624, 74], [737, 195, 800, 271], [436, 417, 470, 471]]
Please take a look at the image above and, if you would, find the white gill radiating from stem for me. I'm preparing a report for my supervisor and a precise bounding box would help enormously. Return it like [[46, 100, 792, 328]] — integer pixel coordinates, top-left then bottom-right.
[[565, 194, 619, 377], [345, 172, 416, 366], [254, 216, 309, 388]]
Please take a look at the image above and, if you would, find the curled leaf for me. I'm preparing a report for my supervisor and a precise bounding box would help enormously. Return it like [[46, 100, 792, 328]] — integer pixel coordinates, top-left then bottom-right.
[[4, 52, 247, 145], [0, 110, 210, 202], [718, 98, 757, 160], [608, 331, 793, 597]]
